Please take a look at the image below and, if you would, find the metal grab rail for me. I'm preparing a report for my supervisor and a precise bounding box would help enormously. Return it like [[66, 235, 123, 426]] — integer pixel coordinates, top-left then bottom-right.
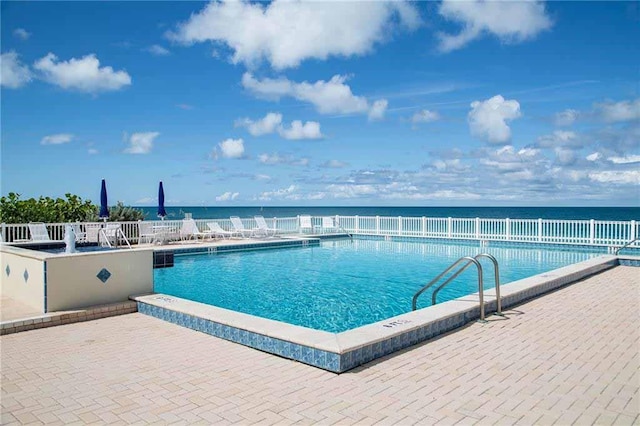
[[432, 254, 502, 316], [99, 227, 131, 249], [411, 253, 503, 321], [333, 218, 353, 240], [614, 237, 639, 255], [412, 256, 485, 319]]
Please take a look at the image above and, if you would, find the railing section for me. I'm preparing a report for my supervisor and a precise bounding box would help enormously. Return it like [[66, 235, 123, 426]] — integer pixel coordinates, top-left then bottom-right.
[[1, 216, 637, 248]]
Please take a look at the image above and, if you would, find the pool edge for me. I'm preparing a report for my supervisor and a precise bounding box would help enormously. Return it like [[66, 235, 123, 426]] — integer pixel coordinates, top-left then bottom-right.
[[133, 254, 621, 373]]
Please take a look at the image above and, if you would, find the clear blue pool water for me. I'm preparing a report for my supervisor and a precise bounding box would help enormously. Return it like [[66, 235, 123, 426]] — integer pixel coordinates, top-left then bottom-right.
[[154, 239, 596, 332], [39, 245, 114, 254]]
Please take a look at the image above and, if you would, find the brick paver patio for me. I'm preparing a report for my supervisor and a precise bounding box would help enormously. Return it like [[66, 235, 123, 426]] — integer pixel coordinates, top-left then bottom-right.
[[1, 266, 638, 425]]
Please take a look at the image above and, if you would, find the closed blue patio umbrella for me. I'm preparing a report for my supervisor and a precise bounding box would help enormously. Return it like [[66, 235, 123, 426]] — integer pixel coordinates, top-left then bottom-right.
[[157, 181, 167, 219], [99, 179, 109, 221]]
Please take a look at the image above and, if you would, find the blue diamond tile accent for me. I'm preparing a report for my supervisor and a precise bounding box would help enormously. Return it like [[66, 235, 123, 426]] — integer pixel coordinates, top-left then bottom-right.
[[5, 264, 10, 277], [96, 268, 111, 283], [23, 268, 29, 282]]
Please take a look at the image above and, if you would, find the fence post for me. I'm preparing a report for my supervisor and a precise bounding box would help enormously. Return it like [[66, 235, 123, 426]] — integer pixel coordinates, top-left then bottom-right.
[[447, 217, 452, 238], [589, 219, 595, 245], [422, 216, 426, 236], [505, 218, 511, 241], [631, 220, 636, 241], [375, 216, 380, 235], [398, 216, 403, 236], [1, 223, 5, 242], [355, 215, 359, 233], [475, 217, 480, 240], [538, 218, 543, 242]]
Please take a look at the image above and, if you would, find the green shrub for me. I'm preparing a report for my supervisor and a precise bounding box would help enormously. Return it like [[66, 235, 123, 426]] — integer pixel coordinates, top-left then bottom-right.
[[0, 193, 97, 223], [0, 193, 147, 223]]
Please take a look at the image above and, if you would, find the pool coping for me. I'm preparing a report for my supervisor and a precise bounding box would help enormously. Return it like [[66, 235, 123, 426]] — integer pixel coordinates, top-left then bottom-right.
[[133, 254, 624, 373]]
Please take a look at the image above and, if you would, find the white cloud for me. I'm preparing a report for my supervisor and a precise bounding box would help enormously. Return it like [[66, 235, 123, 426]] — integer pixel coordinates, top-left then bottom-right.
[[589, 171, 640, 185], [554, 147, 576, 166], [216, 191, 239, 201], [437, 0, 552, 52], [596, 99, 640, 123], [320, 160, 348, 169], [257, 185, 298, 201], [219, 138, 245, 159], [278, 120, 323, 140], [411, 109, 441, 124], [242, 73, 384, 118], [88, 148, 99, 155], [0, 51, 32, 88], [586, 152, 602, 162], [607, 154, 640, 164], [13, 28, 31, 40], [537, 130, 583, 149], [124, 132, 159, 154], [468, 95, 521, 144], [168, 0, 419, 69], [176, 103, 194, 110], [236, 112, 282, 136], [258, 152, 308, 166], [145, 45, 171, 56], [41, 133, 73, 145], [33, 53, 132, 93], [554, 109, 579, 126], [368, 99, 388, 121]]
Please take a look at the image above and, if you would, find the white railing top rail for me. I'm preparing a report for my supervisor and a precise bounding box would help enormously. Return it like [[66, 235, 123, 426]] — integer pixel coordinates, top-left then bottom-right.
[[1, 215, 637, 249]]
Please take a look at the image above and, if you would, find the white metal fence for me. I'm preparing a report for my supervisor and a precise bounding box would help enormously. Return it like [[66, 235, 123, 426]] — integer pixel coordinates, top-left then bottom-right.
[[1, 215, 638, 249]]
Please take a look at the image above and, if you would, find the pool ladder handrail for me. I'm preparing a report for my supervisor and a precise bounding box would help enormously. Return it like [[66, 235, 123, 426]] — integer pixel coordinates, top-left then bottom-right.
[[333, 218, 353, 240], [411, 253, 502, 322], [614, 237, 639, 255], [99, 226, 132, 249]]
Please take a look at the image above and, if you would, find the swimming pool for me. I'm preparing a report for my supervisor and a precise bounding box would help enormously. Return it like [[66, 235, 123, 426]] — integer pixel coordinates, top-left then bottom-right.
[[154, 238, 596, 332]]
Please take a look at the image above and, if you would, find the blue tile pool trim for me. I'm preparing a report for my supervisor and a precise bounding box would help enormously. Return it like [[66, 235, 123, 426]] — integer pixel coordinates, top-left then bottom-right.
[[136, 301, 341, 372], [137, 256, 620, 373], [352, 234, 639, 254], [156, 238, 320, 258], [618, 258, 640, 267]]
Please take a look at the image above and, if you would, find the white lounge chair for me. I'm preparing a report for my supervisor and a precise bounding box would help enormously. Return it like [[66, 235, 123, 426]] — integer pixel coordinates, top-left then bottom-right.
[[207, 222, 238, 239], [72, 223, 87, 243], [180, 219, 213, 241], [230, 216, 257, 238], [254, 216, 277, 237], [299, 215, 314, 234], [138, 221, 159, 244], [28, 223, 52, 241], [321, 216, 337, 233], [85, 223, 102, 243]]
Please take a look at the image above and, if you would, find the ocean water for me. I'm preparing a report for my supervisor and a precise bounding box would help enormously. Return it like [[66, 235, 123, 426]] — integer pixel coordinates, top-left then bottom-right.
[[137, 206, 640, 221]]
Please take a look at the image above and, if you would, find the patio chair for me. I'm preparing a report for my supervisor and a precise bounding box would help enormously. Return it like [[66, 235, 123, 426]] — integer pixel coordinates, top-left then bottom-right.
[[28, 223, 52, 241], [180, 218, 213, 241], [321, 216, 337, 234], [85, 223, 102, 243], [299, 215, 314, 234], [254, 215, 277, 237], [138, 221, 159, 244], [230, 216, 258, 238], [72, 223, 87, 243], [207, 222, 238, 239]]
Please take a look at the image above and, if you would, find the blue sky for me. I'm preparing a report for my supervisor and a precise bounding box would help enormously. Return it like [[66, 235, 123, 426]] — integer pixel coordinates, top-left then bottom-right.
[[1, 1, 638, 207]]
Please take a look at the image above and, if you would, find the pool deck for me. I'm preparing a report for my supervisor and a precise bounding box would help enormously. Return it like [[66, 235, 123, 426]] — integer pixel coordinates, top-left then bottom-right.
[[1, 265, 638, 425]]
